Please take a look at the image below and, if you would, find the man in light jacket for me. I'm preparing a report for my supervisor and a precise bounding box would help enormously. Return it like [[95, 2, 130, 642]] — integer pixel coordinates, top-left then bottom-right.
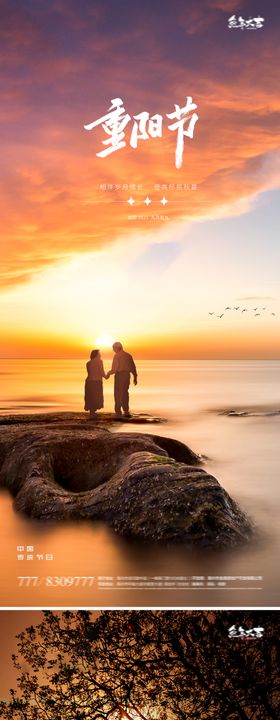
[[107, 341, 137, 417]]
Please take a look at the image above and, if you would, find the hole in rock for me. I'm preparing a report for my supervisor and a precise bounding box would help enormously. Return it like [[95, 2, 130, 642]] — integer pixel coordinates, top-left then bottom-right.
[[50, 437, 127, 492]]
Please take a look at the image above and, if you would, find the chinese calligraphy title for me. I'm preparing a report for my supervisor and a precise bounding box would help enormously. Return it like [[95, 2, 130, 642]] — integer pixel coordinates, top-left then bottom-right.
[[84, 97, 199, 169]]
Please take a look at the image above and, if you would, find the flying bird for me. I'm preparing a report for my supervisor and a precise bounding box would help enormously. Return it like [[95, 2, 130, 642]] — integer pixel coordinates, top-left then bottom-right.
[[217, 314, 224, 318], [254, 313, 260, 316], [271, 312, 276, 316], [241, 309, 248, 313], [234, 306, 240, 310], [208, 312, 215, 315], [225, 306, 231, 310], [253, 307, 258, 311]]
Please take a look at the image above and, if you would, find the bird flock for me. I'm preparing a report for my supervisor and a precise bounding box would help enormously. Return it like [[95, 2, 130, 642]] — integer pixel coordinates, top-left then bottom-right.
[[208, 306, 277, 319]]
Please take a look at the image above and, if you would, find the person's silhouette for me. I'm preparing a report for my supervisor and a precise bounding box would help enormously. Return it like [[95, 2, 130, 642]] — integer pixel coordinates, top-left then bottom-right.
[[107, 342, 137, 417], [84, 349, 107, 418]]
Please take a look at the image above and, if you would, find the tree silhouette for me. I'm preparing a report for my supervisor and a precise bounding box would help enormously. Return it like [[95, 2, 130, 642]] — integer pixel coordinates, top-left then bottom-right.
[[0, 611, 278, 720]]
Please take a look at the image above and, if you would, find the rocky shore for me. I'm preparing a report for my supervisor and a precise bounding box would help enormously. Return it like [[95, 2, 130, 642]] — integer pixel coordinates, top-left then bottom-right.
[[0, 413, 253, 547]]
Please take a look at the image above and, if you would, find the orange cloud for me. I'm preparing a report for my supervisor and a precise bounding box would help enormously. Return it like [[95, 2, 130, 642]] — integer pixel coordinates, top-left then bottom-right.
[[0, 0, 280, 291]]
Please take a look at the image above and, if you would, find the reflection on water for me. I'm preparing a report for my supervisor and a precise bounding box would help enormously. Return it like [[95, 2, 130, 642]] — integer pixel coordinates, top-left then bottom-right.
[[0, 360, 280, 607]]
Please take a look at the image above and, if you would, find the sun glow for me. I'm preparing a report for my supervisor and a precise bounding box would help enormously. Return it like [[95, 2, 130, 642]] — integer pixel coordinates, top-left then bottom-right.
[[95, 334, 115, 348]]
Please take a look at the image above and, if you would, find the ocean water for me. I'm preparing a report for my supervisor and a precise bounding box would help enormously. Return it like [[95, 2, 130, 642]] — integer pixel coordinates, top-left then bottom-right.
[[0, 359, 279, 607]]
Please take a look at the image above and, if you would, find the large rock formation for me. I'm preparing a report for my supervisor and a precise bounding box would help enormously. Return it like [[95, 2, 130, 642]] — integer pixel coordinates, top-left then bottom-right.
[[0, 413, 253, 547]]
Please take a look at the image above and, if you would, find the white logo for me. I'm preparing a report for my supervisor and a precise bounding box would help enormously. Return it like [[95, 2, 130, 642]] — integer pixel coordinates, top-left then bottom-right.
[[228, 15, 265, 30], [228, 624, 264, 638]]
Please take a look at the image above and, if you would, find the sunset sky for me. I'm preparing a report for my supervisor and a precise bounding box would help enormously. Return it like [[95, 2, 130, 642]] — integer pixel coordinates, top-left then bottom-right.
[[1, 0, 280, 358]]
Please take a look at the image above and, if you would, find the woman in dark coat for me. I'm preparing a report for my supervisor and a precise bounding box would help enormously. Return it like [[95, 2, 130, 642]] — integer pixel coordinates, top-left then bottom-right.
[[84, 349, 107, 418]]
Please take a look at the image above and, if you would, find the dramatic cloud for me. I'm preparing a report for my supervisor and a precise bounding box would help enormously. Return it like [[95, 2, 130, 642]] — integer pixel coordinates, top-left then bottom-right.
[[0, 0, 280, 290]]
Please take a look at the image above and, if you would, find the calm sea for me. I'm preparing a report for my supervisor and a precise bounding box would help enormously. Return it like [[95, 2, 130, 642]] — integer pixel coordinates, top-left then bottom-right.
[[0, 359, 279, 607]]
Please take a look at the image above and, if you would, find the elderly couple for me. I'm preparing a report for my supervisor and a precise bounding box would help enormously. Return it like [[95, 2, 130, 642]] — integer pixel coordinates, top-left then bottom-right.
[[84, 342, 137, 419]]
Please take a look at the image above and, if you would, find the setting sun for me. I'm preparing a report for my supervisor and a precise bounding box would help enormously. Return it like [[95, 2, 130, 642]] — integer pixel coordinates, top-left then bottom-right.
[[95, 334, 115, 348]]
